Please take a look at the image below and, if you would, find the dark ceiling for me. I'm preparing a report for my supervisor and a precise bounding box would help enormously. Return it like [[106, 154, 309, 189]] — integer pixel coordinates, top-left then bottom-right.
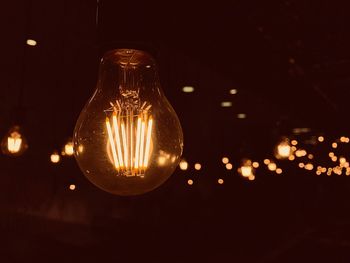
[[1, 0, 350, 262]]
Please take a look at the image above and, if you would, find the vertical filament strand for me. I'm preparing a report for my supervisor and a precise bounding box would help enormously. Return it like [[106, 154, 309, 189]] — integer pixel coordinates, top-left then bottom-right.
[[107, 108, 152, 176], [105, 118, 119, 169]]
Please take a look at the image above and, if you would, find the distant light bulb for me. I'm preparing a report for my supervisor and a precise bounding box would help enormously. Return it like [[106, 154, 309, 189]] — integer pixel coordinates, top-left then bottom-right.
[[229, 89, 238, 95], [276, 168, 282, 174], [179, 160, 188, 170], [332, 142, 338, 149], [305, 163, 314, 170], [238, 159, 254, 178], [221, 101, 232, 107], [1, 126, 28, 156], [182, 86, 194, 93], [63, 140, 74, 156], [194, 163, 202, 170], [318, 136, 324, 142], [263, 159, 270, 165], [275, 138, 292, 159], [267, 162, 277, 171], [26, 39, 37, 46], [73, 49, 183, 196], [50, 151, 60, 163], [225, 163, 233, 170], [252, 161, 259, 168], [218, 178, 224, 184], [237, 113, 246, 119], [222, 157, 229, 164], [187, 179, 193, 185], [69, 184, 76, 190]]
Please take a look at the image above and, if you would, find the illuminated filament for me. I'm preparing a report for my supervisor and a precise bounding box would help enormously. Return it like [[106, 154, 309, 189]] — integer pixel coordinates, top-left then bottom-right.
[[106, 110, 153, 177], [7, 133, 22, 153]]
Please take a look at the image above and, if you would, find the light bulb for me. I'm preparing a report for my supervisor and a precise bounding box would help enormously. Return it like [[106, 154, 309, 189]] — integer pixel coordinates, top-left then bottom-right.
[[50, 151, 61, 163], [179, 159, 188, 170], [73, 49, 183, 196], [1, 125, 28, 156], [238, 159, 255, 178], [275, 138, 292, 159], [62, 139, 74, 156]]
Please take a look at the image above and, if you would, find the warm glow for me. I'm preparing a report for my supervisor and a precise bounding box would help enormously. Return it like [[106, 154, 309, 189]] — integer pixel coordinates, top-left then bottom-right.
[[267, 162, 277, 171], [331, 156, 338, 162], [63, 141, 74, 156], [106, 108, 153, 177], [295, 149, 307, 157], [291, 140, 298, 146], [218, 178, 224, 184], [277, 143, 291, 158], [329, 152, 335, 158], [332, 142, 338, 149], [50, 152, 60, 163], [229, 89, 238, 95], [298, 163, 305, 168], [263, 159, 270, 165], [221, 101, 232, 107], [225, 163, 233, 170], [182, 86, 194, 93], [69, 184, 76, 190], [241, 166, 252, 177], [305, 163, 314, 170], [187, 179, 193, 185], [7, 132, 22, 153], [237, 113, 246, 119], [179, 160, 189, 170], [288, 155, 295, 161], [276, 168, 282, 174], [340, 136, 349, 143], [317, 136, 324, 142], [252, 162, 259, 168], [222, 157, 229, 164], [26, 39, 37, 46], [316, 170, 321, 175], [248, 175, 255, 181], [339, 157, 346, 164], [194, 163, 202, 170], [308, 154, 314, 159], [239, 160, 254, 178]]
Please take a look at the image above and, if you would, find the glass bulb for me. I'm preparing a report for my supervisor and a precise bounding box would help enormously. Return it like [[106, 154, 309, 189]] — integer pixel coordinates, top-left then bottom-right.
[[275, 138, 292, 159], [1, 125, 28, 156], [62, 139, 74, 156], [50, 151, 61, 163], [73, 49, 183, 196]]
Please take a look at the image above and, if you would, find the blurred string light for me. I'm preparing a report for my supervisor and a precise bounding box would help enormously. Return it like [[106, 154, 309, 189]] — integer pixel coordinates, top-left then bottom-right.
[[62, 140, 74, 156], [295, 149, 307, 157], [179, 160, 188, 170], [194, 163, 202, 170], [182, 86, 194, 93], [187, 179, 193, 185], [237, 113, 246, 119], [318, 136, 325, 142], [222, 157, 229, 164], [50, 151, 60, 164], [69, 184, 76, 191], [26, 39, 37, 46], [1, 126, 28, 156], [229, 89, 238, 95], [225, 163, 233, 170], [275, 138, 292, 159], [221, 101, 232, 107], [238, 159, 255, 179], [332, 142, 338, 149], [218, 178, 224, 184]]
